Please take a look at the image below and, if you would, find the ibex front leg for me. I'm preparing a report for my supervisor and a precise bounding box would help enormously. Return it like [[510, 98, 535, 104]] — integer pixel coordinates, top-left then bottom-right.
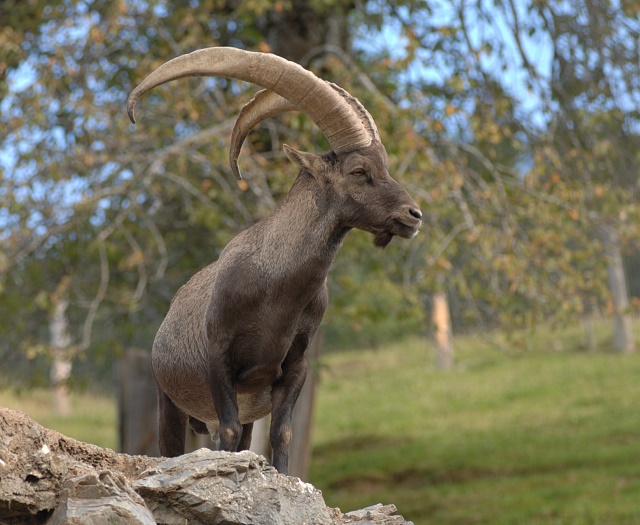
[[269, 335, 309, 475], [208, 356, 243, 453]]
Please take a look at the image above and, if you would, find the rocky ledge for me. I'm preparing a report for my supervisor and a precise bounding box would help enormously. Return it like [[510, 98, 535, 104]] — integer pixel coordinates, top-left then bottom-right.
[[0, 407, 412, 524]]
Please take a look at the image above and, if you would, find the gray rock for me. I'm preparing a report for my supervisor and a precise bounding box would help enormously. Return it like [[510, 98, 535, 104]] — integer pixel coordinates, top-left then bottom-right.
[[343, 503, 415, 524], [0, 407, 158, 523], [0, 407, 414, 525], [133, 448, 335, 525], [47, 471, 156, 525]]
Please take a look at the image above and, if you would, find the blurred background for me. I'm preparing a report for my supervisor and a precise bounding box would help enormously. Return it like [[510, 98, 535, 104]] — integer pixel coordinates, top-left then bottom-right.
[[1, 0, 639, 523]]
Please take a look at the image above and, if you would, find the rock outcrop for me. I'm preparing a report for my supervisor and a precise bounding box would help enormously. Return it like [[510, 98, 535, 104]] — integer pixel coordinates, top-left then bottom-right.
[[0, 407, 412, 524]]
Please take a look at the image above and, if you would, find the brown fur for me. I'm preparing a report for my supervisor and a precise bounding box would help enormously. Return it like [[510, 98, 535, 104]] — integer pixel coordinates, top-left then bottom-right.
[[152, 141, 421, 474]]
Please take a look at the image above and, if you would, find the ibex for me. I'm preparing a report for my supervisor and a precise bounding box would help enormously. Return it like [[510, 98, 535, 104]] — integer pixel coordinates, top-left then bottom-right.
[[127, 47, 421, 475]]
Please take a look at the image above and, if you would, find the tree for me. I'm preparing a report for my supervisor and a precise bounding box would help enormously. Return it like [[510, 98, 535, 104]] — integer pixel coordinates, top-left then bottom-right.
[[357, 0, 639, 346], [1, 0, 363, 457], [1, 0, 637, 413]]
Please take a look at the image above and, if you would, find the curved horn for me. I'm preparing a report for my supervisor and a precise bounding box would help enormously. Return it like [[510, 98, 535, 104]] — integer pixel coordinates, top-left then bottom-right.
[[229, 83, 380, 179], [230, 89, 297, 180], [127, 47, 375, 156]]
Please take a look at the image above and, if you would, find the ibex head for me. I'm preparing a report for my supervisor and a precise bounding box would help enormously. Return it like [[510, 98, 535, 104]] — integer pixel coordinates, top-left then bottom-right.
[[127, 47, 421, 247]]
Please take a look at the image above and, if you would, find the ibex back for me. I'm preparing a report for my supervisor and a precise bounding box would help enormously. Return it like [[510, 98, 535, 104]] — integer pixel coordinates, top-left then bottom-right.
[[128, 47, 421, 474]]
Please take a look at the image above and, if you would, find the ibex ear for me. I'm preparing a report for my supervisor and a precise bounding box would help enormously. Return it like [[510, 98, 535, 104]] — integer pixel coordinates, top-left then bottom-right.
[[283, 144, 324, 176]]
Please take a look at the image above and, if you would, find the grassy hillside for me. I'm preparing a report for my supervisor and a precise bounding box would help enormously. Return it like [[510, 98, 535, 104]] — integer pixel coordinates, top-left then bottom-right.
[[0, 389, 117, 450], [309, 324, 640, 524], [1, 319, 638, 523]]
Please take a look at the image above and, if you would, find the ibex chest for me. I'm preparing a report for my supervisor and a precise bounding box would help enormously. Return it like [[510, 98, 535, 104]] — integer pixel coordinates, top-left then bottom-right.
[[209, 278, 326, 391]]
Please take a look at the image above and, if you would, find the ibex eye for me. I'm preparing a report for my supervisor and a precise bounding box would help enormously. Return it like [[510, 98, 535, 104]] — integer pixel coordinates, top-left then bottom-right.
[[352, 169, 366, 177]]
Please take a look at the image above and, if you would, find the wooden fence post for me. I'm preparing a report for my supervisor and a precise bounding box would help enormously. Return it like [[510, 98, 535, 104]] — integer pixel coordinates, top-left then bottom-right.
[[433, 291, 453, 370], [117, 348, 159, 456]]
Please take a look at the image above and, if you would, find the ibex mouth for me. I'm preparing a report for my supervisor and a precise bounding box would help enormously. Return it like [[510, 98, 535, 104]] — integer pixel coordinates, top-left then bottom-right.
[[393, 217, 422, 238], [373, 218, 421, 248]]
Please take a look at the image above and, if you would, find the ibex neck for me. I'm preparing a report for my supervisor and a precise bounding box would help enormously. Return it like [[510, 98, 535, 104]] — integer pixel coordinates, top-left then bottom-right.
[[259, 173, 347, 277]]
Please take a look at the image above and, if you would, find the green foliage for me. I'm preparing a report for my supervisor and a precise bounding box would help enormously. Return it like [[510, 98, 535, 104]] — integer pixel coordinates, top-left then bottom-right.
[[311, 321, 640, 524], [357, 0, 640, 331], [1, 0, 638, 386]]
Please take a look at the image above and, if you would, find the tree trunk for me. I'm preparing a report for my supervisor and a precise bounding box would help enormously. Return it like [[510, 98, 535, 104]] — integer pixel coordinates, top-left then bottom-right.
[[584, 314, 597, 352], [597, 222, 635, 353], [288, 331, 322, 480], [49, 294, 72, 416], [256, 0, 351, 63], [583, 298, 599, 352], [433, 291, 453, 370]]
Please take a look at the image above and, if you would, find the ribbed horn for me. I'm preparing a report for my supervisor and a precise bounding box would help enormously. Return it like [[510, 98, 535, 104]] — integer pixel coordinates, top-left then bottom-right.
[[230, 89, 297, 180], [230, 83, 380, 179], [127, 47, 374, 157]]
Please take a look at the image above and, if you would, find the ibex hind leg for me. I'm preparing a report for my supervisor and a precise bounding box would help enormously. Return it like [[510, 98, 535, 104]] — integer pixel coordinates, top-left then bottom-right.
[[238, 422, 254, 451], [157, 389, 187, 457]]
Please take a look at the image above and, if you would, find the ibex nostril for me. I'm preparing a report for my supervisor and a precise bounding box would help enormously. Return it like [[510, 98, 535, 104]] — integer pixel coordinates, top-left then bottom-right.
[[409, 208, 422, 220]]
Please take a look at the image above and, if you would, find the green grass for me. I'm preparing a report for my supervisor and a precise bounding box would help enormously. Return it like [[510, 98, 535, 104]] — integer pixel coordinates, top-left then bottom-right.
[[309, 323, 640, 524], [0, 388, 117, 450], [2, 319, 638, 523]]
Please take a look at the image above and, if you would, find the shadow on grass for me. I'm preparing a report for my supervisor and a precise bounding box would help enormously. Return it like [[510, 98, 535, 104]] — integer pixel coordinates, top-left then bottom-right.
[[327, 462, 592, 492], [314, 433, 630, 492]]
